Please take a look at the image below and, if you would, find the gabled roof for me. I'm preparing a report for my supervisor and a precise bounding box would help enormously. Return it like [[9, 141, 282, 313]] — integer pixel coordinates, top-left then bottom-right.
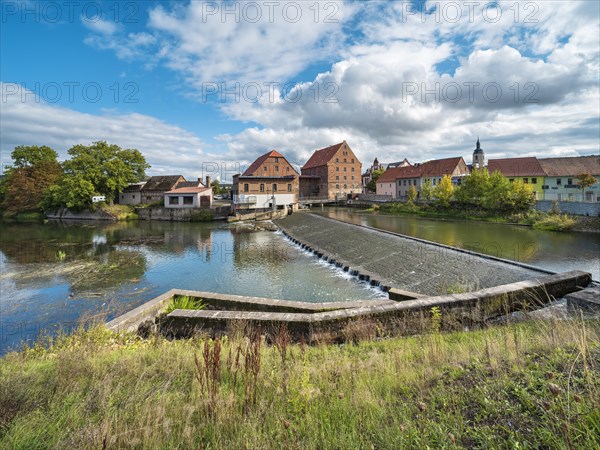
[[302, 142, 344, 169], [377, 164, 421, 183], [488, 157, 546, 177], [176, 180, 204, 189], [538, 155, 600, 177], [387, 158, 410, 169], [419, 157, 466, 177], [165, 186, 211, 194], [122, 182, 146, 193], [242, 150, 286, 176], [141, 175, 184, 192]]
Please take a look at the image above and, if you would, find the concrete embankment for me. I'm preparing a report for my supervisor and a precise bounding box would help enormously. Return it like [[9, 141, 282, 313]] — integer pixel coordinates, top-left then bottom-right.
[[273, 212, 549, 296]]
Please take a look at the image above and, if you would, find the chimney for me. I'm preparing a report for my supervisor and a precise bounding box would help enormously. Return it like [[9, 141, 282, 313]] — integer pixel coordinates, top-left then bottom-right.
[[205, 175, 211, 187]]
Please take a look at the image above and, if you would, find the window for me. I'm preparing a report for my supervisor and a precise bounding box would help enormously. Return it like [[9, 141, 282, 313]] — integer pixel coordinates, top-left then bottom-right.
[[509, 179, 514, 183], [567, 178, 573, 185], [260, 183, 264, 192], [336, 176, 339, 180], [274, 157, 279, 163], [523, 178, 528, 184], [275, 166, 279, 172], [344, 176, 347, 180], [244, 183, 249, 192], [432, 179, 435, 186], [351, 167, 354, 172], [343, 184, 347, 189], [351, 176, 354, 180], [351, 159, 354, 163], [169, 196, 179, 205], [403, 180, 406, 186], [183, 196, 194, 205], [272, 184, 277, 192], [336, 167, 339, 172], [286, 167, 290, 172], [264, 166, 267, 171], [343, 158, 347, 163], [344, 167, 347, 172], [336, 158, 339, 162], [557, 179, 562, 185], [409, 180, 412, 186], [336, 184, 339, 189], [531, 178, 537, 184], [287, 184, 292, 192]]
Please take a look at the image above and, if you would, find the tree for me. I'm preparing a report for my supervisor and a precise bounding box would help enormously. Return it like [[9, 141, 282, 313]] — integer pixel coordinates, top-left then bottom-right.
[[10, 145, 58, 168], [420, 179, 434, 202], [42, 174, 96, 212], [1, 146, 62, 212], [433, 175, 454, 207], [61, 141, 150, 207], [454, 168, 490, 208], [484, 170, 511, 210], [508, 180, 535, 212], [366, 168, 385, 192], [407, 185, 418, 203], [576, 173, 598, 200], [211, 179, 220, 194]]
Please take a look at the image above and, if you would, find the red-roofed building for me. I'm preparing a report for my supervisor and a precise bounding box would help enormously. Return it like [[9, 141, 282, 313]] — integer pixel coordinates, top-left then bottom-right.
[[300, 141, 362, 200], [232, 150, 299, 210], [488, 157, 546, 198]]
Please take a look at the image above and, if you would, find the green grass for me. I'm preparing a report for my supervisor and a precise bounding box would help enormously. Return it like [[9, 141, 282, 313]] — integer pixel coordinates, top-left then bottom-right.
[[164, 295, 205, 314], [1, 319, 598, 449], [100, 204, 138, 221], [533, 214, 577, 231], [1, 210, 45, 222]]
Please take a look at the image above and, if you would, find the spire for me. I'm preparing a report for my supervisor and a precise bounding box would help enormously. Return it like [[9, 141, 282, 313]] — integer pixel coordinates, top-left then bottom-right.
[[476, 137, 480, 150]]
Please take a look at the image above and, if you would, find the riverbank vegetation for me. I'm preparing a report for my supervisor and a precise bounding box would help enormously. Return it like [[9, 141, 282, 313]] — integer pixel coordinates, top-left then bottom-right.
[[372, 169, 598, 231], [0, 142, 149, 218], [1, 318, 598, 449]]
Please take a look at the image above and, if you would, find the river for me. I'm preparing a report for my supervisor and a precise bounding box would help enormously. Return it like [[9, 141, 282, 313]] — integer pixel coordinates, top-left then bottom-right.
[[0, 220, 384, 354], [318, 208, 600, 280]]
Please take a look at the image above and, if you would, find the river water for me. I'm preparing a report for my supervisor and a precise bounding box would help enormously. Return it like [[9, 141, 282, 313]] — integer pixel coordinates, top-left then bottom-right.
[[318, 208, 600, 280], [0, 220, 384, 354]]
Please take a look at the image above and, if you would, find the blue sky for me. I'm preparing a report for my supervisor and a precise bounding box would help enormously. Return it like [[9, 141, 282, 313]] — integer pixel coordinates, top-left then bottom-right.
[[2, 1, 599, 180]]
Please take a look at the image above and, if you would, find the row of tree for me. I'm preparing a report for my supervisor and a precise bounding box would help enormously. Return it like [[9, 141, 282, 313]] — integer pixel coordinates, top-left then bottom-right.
[[406, 169, 537, 212], [0, 142, 149, 213]]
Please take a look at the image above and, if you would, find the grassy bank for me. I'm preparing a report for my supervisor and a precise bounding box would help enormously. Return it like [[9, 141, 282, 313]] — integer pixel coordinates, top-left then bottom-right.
[[1, 319, 598, 449], [372, 203, 597, 232]]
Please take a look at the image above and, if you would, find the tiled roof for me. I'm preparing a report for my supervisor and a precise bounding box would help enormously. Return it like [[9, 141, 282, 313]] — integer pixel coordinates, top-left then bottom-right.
[[242, 150, 285, 176], [302, 142, 344, 169], [538, 155, 600, 177], [176, 181, 203, 189], [141, 175, 184, 192], [377, 164, 420, 183], [488, 157, 546, 177], [165, 187, 211, 194], [419, 157, 465, 177], [122, 182, 146, 193]]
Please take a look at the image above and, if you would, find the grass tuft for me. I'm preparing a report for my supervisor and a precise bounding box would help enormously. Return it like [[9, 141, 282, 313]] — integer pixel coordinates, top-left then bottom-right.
[[164, 295, 205, 315]]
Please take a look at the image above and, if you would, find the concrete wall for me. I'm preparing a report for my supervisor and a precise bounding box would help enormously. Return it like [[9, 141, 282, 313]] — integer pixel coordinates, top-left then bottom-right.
[[357, 193, 393, 203], [136, 206, 230, 221], [535, 200, 600, 216], [46, 207, 116, 221]]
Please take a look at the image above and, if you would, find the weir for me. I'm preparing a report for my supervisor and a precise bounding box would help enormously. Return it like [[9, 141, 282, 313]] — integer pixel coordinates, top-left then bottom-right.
[[273, 212, 551, 296]]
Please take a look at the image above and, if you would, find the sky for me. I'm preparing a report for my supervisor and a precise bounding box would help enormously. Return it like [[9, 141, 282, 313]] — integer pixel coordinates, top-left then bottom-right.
[[1, 0, 599, 181]]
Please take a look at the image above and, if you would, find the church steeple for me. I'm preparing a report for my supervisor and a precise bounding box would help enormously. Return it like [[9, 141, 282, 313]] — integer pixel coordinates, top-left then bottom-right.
[[473, 137, 485, 168]]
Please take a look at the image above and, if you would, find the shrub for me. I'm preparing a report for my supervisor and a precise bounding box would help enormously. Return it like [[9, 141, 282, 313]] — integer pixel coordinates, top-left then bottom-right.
[[164, 296, 205, 314], [532, 214, 576, 231]]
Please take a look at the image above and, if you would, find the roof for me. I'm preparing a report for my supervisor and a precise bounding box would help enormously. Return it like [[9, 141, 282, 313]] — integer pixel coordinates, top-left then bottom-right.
[[176, 181, 203, 189], [419, 157, 465, 177], [387, 158, 410, 169], [488, 157, 546, 177], [377, 164, 421, 183], [302, 142, 344, 169], [165, 186, 211, 194], [141, 175, 184, 192], [242, 150, 285, 176], [122, 182, 146, 193], [237, 175, 297, 180], [538, 155, 600, 177]]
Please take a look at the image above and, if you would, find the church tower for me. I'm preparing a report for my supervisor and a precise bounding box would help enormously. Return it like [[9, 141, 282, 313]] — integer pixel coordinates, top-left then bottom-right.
[[473, 137, 485, 169]]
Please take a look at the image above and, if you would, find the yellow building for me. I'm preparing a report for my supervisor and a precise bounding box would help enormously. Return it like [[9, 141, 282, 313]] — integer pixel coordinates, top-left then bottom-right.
[[487, 157, 546, 199]]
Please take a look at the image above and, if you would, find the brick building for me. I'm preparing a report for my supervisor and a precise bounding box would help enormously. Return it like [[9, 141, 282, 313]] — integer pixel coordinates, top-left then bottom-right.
[[300, 141, 362, 200], [232, 150, 299, 210]]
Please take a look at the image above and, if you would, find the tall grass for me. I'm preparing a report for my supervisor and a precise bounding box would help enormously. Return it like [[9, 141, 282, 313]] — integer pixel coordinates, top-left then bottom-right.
[[1, 319, 598, 449], [163, 295, 205, 315]]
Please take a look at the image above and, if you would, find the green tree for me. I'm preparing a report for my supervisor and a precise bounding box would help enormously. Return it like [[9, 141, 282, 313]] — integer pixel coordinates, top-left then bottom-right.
[[484, 170, 511, 210], [420, 179, 434, 202], [10, 145, 58, 168], [508, 180, 535, 212], [61, 141, 150, 207], [454, 168, 490, 208], [211, 179, 220, 194], [407, 185, 418, 203], [366, 168, 385, 192], [433, 175, 454, 207], [42, 174, 96, 211]]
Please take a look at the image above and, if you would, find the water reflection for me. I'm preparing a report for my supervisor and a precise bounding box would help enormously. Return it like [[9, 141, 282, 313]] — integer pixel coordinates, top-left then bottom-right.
[[0, 219, 383, 354]]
